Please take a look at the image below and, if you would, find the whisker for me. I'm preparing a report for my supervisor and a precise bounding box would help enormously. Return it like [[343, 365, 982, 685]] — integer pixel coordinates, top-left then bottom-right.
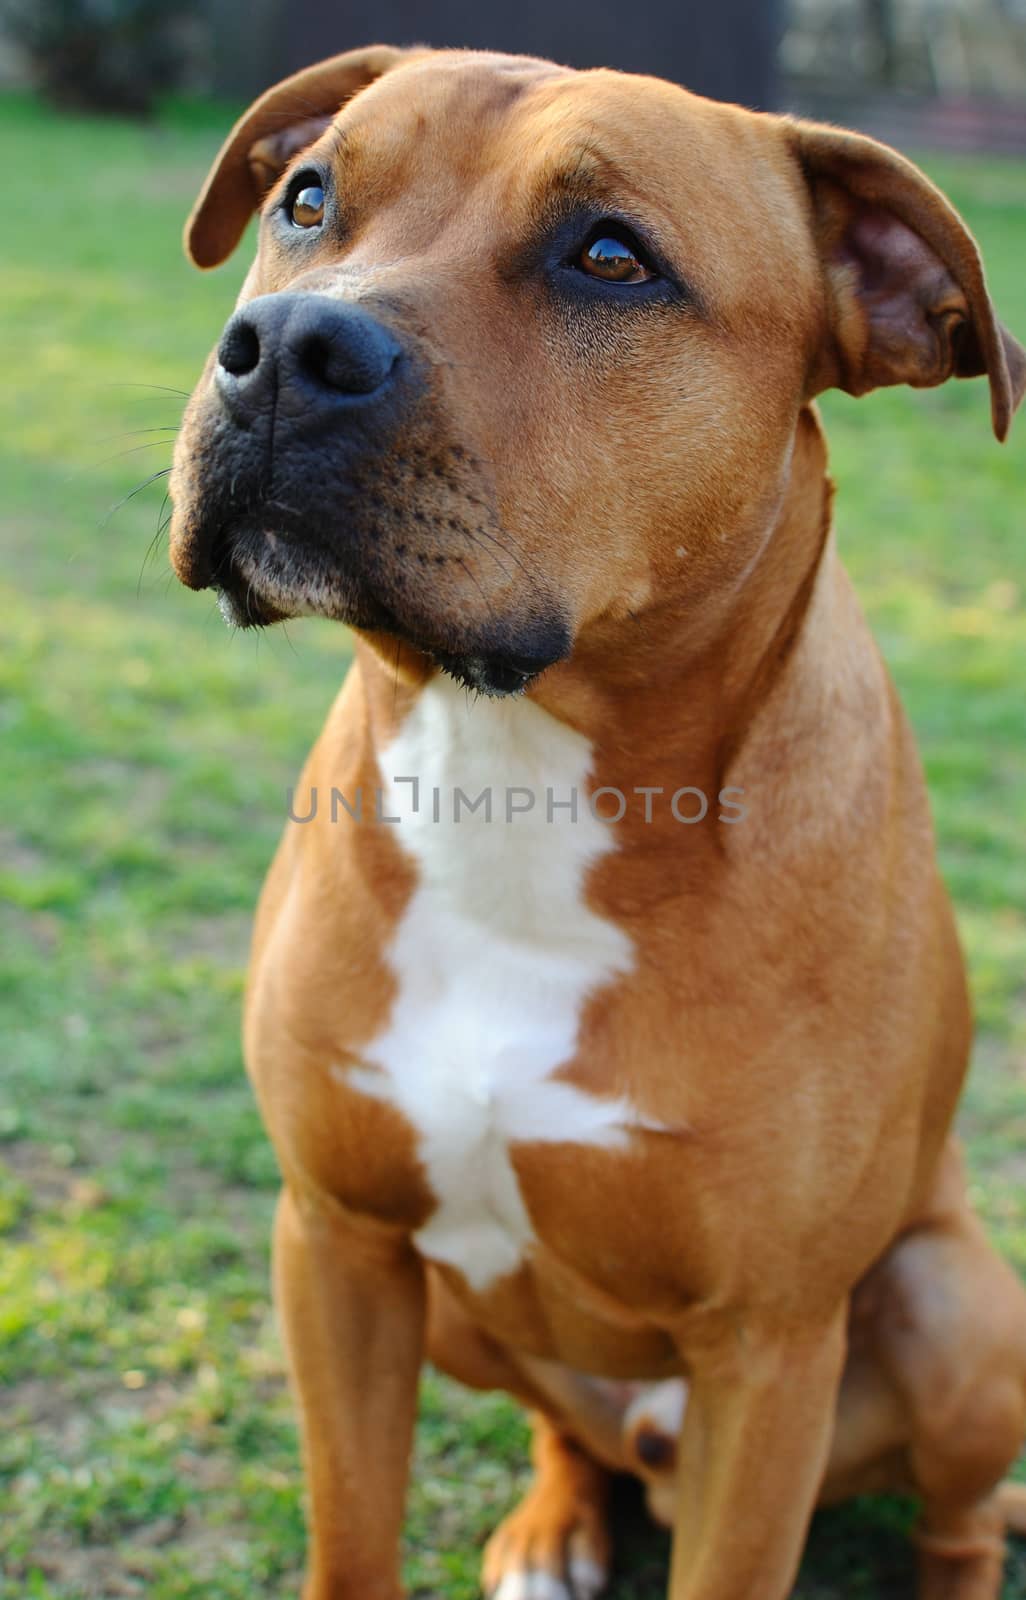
[[455, 554, 493, 615], [240, 564, 259, 626], [94, 439, 177, 469], [105, 382, 191, 399], [477, 524, 535, 582], [138, 489, 174, 598], [100, 467, 172, 530], [264, 497, 303, 520], [100, 425, 180, 442], [461, 529, 511, 582], [461, 523, 533, 584]]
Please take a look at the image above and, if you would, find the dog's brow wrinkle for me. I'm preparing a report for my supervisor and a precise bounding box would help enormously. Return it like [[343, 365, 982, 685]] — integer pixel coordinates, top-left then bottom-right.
[[325, 122, 349, 161], [531, 148, 633, 212]]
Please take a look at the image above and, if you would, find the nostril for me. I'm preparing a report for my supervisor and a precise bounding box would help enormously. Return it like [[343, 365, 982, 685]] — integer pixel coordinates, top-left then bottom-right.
[[294, 321, 399, 396], [218, 318, 260, 378], [296, 331, 337, 389]]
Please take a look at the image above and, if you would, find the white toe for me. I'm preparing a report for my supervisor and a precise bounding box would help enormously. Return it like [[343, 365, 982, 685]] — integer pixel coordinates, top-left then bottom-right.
[[569, 1556, 608, 1599], [491, 1572, 573, 1600], [492, 1576, 532, 1600], [527, 1575, 573, 1600]]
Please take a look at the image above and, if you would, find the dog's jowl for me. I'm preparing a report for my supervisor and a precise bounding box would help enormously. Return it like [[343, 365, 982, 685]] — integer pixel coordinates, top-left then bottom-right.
[[170, 45, 1026, 1600]]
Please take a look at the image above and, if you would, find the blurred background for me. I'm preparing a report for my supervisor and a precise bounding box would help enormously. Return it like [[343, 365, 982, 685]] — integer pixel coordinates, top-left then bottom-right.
[[0, 4, 1024, 1599], [4, 0, 1026, 139]]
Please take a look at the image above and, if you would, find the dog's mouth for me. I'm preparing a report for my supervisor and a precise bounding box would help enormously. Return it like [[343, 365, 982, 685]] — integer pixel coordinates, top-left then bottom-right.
[[209, 518, 569, 697], [169, 318, 573, 696], [212, 522, 380, 629]]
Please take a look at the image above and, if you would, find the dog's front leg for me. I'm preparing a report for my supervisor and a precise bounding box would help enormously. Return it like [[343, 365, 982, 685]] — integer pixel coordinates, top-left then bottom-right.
[[668, 1312, 847, 1600], [273, 1185, 425, 1600]]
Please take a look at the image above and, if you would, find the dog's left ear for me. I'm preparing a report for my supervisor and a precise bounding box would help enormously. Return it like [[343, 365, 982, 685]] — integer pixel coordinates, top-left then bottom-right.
[[789, 120, 1025, 440], [185, 44, 424, 269]]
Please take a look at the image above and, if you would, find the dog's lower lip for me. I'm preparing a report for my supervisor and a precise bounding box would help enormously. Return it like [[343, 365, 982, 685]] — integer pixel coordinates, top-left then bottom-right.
[[205, 522, 567, 693], [216, 584, 284, 628], [429, 648, 552, 697], [215, 569, 558, 695]]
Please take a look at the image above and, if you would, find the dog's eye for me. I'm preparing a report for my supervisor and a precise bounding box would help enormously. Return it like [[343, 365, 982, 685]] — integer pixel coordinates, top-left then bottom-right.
[[578, 230, 655, 284], [291, 183, 325, 229]]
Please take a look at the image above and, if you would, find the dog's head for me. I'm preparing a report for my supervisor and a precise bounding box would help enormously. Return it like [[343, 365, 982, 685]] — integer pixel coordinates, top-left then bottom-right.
[[169, 46, 1024, 695]]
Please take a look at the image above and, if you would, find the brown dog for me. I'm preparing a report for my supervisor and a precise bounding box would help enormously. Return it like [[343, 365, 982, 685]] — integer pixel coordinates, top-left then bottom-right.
[[169, 45, 1026, 1600]]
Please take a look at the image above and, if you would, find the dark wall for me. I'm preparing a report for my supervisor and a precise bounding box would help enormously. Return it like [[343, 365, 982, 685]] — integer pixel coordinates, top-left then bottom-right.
[[217, 0, 783, 109]]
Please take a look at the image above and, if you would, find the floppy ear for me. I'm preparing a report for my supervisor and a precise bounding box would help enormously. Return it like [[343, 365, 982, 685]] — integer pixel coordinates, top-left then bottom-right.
[[789, 120, 1025, 441], [185, 44, 423, 270]]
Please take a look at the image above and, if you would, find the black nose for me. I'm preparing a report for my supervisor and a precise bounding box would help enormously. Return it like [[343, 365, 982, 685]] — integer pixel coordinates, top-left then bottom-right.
[[215, 293, 402, 420]]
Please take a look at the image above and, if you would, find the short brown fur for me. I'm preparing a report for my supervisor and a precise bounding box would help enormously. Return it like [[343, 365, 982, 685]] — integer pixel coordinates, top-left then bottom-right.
[[170, 47, 1026, 1600]]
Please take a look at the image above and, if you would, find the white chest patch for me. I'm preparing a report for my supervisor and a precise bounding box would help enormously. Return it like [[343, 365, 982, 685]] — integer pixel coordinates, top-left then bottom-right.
[[338, 676, 637, 1291]]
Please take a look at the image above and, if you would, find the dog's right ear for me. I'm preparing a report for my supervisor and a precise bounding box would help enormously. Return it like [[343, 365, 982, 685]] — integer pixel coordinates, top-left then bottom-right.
[[789, 119, 1026, 441], [185, 45, 422, 269]]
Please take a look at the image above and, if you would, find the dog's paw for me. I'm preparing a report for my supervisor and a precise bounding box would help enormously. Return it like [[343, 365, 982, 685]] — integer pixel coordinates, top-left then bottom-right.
[[482, 1487, 610, 1600]]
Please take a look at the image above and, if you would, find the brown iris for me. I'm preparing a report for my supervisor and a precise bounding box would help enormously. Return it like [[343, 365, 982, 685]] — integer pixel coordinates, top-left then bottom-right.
[[580, 234, 653, 284], [291, 184, 325, 228]]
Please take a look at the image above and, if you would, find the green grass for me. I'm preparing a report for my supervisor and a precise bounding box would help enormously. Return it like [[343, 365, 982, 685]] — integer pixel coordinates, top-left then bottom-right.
[[0, 89, 1024, 1598]]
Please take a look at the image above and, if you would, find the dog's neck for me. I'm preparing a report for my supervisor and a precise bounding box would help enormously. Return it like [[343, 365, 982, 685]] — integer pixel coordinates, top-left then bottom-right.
[[534, 409, 837, 822]]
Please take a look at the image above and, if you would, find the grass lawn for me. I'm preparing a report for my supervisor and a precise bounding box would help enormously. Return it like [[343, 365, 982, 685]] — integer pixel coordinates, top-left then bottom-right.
[[1, 88, 1025, 1599]]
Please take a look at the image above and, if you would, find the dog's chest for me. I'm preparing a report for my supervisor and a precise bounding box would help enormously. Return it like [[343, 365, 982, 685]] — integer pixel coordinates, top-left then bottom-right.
[[345, 678, 635, 1291]]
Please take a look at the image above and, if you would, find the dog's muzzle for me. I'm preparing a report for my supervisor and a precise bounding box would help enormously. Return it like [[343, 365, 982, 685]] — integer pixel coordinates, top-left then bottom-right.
[[172, 289, 416, 601], [171, 291, 571, 695]]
